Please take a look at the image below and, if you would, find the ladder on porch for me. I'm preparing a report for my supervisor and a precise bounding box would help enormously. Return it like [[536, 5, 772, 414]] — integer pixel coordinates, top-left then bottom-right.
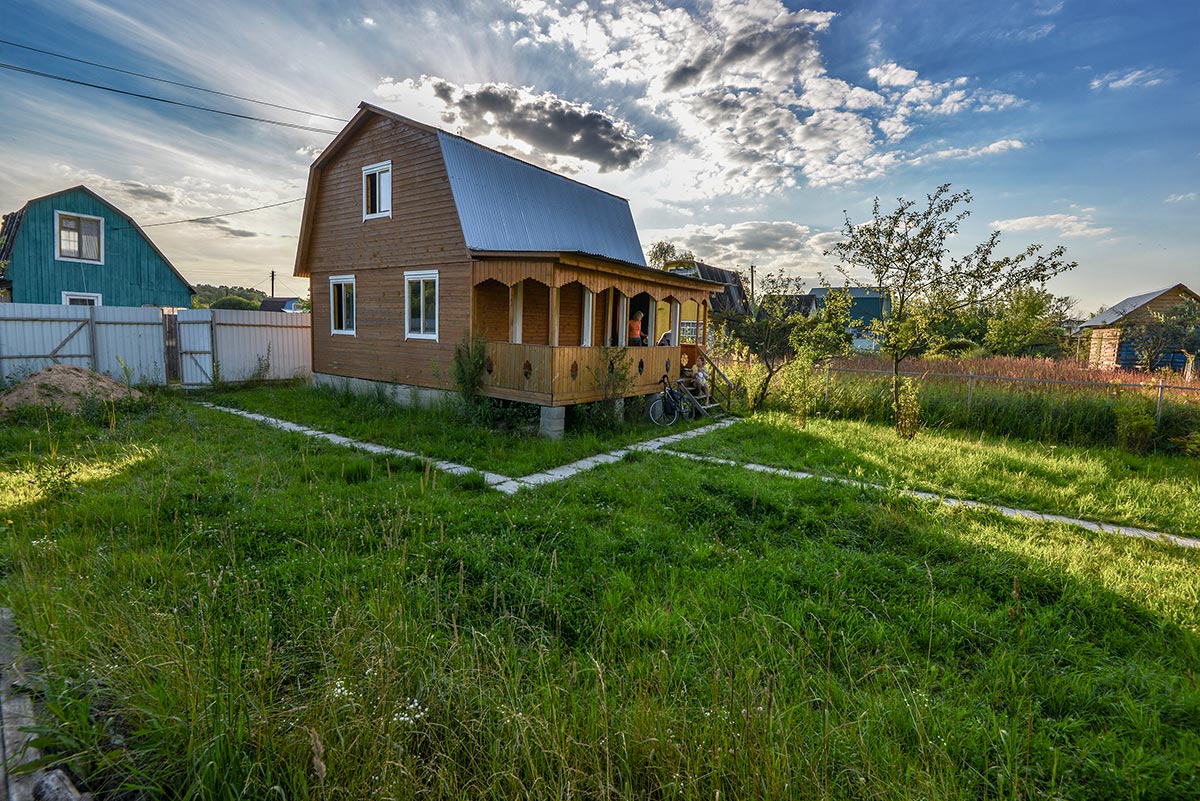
[[677, 346, 736, 420]]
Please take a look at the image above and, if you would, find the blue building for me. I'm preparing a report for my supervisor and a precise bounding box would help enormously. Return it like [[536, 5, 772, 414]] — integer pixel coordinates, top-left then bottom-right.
[[810, 287, 890, 351], [0, 186, 193, 308]]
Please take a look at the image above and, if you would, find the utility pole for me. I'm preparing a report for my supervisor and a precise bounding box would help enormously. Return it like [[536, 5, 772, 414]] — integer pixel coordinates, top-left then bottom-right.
[[270, 270, 275, 297], [749, 263, 756, 313]]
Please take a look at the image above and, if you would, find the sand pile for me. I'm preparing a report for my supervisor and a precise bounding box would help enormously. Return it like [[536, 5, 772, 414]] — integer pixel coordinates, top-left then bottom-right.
[[0, 364, 143, 415]]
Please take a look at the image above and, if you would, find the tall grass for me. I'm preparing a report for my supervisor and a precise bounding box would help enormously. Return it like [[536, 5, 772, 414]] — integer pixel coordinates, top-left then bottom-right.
[[2, 398, 1199, 798]]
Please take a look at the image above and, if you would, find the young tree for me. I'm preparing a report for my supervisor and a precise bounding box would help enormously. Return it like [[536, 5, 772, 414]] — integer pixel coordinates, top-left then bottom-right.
[[646, 240, 695, 269], [716, 272, 851, 410], [827, 184, 1076, 412], [983, 286, 1076, 357]]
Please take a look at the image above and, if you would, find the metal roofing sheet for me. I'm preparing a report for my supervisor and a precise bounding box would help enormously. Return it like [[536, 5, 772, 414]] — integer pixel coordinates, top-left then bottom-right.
[[437, 131, 647, 267], [1080, 285, 1179, 328]]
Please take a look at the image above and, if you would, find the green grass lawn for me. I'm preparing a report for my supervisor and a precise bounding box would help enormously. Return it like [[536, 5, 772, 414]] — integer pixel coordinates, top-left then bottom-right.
[[1, 395, 1198, 799], [198, 380, 708, 476], [671, 411, 1200, 538]]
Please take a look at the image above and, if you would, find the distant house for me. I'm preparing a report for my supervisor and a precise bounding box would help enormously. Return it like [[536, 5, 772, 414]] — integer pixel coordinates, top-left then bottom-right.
[[1081, 283, 1200, 370], [260, 297, 303, 313], [659, 260, 749, 343], [293, 102, 721, 436], [0, 186, 193, 308], [757, 287, 889, 351]]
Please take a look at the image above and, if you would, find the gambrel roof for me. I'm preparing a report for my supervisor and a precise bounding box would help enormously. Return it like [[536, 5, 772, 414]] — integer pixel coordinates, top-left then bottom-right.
[[295, 102, 650, 274]]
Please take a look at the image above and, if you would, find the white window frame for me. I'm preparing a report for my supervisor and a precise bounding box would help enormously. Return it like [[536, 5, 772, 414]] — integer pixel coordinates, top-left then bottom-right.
[[329, 275, 356, 336], [362, 161, 392, 220], [61, 291, 103, 306], [54, 210, 105, 264], [404, 269, 438, 341]]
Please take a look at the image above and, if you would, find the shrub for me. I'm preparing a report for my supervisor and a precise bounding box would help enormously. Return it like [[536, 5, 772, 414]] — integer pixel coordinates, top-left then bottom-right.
[[1115, 402, 1156, 454], [893, 377, 921, 439], [451, 335, 487, 407]]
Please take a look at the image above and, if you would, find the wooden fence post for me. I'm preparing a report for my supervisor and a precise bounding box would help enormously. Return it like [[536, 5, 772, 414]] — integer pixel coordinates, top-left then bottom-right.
[[1157, 378, 1165, 428], [824, 363, 832, 407], [967, 370, 975, 414]]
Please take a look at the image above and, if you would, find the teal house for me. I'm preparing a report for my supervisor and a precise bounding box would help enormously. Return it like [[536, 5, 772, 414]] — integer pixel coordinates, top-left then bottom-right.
[[0, 185, 193, 307]]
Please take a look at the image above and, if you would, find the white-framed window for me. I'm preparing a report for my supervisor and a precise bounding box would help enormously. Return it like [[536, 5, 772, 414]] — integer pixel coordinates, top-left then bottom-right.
[[62, 291, 102, 306], [55, 211, 104, 264], [362, 161, 392, 220], [405, 269, 438, 340], [329, 275, 356, 335]]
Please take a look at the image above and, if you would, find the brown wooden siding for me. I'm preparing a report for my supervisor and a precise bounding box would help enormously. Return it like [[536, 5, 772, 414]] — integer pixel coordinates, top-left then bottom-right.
[[481, 343, 679, 405], [311, 263, 471, 387], [559, 282, 584, 346], [474, 279, 509, 341], [522, 280, 551, 345], [305, 115, 473, 384]]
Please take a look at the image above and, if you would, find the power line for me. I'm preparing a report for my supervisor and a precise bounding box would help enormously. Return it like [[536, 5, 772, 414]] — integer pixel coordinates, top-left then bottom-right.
[[0, 61, 341, 135], [0, 38, 349, 122], [138, 197, 305, 228]]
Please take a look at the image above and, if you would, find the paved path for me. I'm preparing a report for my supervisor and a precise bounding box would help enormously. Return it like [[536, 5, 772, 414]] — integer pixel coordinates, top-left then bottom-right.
[[200, 404, 1198, 550]]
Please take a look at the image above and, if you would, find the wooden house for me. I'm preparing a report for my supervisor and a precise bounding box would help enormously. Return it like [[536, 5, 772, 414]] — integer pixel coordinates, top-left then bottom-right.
[[0, 186, 193, 308], [293, 102, 722, 436], [1081, 283, 1200, 370]]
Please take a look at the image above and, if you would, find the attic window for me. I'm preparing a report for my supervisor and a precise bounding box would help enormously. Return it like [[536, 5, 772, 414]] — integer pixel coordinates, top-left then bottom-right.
[[362, 161, 392, 220], [55, 211, 104, 264]]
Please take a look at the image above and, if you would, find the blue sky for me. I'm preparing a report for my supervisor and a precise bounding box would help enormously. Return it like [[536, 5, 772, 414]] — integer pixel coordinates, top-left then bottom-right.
[[2, 0, 1197, 312]]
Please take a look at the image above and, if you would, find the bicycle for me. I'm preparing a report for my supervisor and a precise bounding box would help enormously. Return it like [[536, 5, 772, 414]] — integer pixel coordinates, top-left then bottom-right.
[[648, 374, 695, 426]]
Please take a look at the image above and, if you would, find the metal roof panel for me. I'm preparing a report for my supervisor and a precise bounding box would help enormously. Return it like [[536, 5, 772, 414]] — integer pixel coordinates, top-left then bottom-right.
[[437, 131, 647, 267]]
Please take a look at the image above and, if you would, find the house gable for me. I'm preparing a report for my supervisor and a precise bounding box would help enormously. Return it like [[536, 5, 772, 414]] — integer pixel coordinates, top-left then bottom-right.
[[3, 186, 193, 307]]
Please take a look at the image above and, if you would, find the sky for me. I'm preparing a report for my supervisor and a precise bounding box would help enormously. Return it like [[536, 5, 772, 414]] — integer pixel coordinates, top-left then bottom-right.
[[1, 0, 1197, 312]]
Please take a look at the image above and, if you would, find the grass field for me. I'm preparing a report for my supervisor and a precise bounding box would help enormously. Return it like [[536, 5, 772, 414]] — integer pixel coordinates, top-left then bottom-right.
[[199, 380, 706, 477], [1, 391, 1198, 799], [672, 412, 1200, 538]]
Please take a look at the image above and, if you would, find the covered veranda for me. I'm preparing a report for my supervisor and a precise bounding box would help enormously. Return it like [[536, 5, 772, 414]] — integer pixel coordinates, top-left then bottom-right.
[[470, 252, 718, 406]]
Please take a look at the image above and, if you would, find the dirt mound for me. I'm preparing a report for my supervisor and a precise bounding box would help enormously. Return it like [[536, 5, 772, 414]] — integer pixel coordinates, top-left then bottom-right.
[[0, 364, 143, 415]]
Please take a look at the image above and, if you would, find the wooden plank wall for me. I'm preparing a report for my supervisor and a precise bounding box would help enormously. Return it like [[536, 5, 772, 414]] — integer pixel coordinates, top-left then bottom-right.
[[304, 115, 473, 387], [559, 282, 584, 346], [474, 279, 510, 341], [10, 189, 192, 308], [521, 281, 551, 345]]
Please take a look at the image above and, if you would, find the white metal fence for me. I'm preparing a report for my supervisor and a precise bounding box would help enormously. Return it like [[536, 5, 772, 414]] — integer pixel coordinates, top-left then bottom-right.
[[178, 309, 310, 387], [0, 303, 310, 388]]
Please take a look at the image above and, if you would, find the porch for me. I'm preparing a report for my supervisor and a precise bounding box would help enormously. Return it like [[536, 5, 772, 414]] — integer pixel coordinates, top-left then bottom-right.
[[471, 253, 716, 407]]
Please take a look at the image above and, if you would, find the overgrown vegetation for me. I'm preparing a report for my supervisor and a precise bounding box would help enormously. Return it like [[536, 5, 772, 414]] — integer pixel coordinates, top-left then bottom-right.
[[2, 396, 1198, 799]]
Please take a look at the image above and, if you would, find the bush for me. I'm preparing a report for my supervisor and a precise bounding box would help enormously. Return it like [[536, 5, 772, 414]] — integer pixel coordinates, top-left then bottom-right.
[[893, 377, 921, 439], [928, 338, 983, 358], [1115, 402, 1156, 454]]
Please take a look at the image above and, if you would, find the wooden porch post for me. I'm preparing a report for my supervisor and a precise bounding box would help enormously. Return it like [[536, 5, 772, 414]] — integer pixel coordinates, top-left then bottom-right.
[[617, 293, 629, 346], [510, 281, 524, 344], [645, 299, 656, 345], [670, 300, 681, 346], [701, 300, 708, 346], [581, 288, 594, 347], [549, 285, 560, 347]]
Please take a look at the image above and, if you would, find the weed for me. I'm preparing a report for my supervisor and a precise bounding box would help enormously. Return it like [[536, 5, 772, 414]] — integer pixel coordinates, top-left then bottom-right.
[[1115, 401, 1156, 454]]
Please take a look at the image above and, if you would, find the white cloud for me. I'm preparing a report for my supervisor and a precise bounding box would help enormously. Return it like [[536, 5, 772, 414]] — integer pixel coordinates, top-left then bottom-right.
[[909, 138, 1025, 165], [1089, 68, 1168, 91], [1166, 192, 1196, 203], [868, 63, 919, 87], [990, 213, 1112, 238], [643, 219, 838, 278], [361, 16, 376, 27]]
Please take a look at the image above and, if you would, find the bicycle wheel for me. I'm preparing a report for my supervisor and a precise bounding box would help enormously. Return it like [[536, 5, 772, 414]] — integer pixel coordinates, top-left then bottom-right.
[[648, 396, 677, 426], [678, 394, 696, 421]]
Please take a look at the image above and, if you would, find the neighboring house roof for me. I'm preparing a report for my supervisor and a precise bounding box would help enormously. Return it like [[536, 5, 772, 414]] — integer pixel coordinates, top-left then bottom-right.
[[666, 260, 749, 315], [0, 207, 25, 274], [297, 102, 648, 272], [810, 286, 886, 300], [260, 296, 300, 312], [1081, 283, 1200, 328], [0, 185, 195, 295]]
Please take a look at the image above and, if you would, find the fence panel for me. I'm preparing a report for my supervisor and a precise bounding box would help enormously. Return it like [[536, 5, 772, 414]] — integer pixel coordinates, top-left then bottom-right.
[[0, 303, 93, 382], [0, 303, 165, 385], [210, 309, 311, 383], [92, 306, 167, 385]]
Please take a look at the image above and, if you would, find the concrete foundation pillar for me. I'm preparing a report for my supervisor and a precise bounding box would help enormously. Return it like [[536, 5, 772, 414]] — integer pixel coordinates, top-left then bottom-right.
[[539, 405, 566, 439]]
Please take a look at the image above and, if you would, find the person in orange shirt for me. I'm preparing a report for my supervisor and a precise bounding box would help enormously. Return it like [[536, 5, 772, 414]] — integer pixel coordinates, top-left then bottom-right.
[[627, 310, 645, 345]]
